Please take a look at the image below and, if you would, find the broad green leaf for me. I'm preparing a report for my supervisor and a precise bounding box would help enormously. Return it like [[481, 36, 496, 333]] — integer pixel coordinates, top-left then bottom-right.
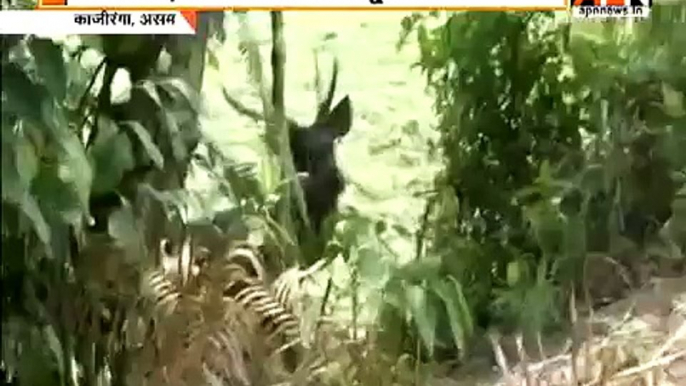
[[257, 155, 280, 196], [395, 257, 441, 283], [450, 276, 474, 336], [1, 130, 52, 242], [138, 80, 163, 107], [2, 132, 24, 203], [162, 112, 189, 162], [2, 63, 47, 130], [15, 135, 39, 189], [357, 246, 389, 289], [159, 78, 198, 111], [405, 284, 436, 355], [138, 183, 178, 210], [122, 121, 164, 169], [1, 130, 50, 244], [28, 38, 67, 102], [43, 325, 64, 375], [108, 204, 141, 261], [89, 119, 135, 195], [19, 194, 51, 245], [432, 277, 473, 356], [57, 131, 92, 218], [32, 163, 83, 227], [39, 98, 69, 144]]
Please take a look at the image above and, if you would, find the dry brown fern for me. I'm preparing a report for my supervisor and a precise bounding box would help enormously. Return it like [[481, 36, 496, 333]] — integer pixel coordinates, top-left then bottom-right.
[[133, 236, 331, 385], [135, 261, 259, 386]]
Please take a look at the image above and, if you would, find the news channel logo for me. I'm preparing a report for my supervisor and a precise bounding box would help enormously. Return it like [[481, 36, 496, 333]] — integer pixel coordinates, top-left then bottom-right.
[[572, 0, 652, 19]]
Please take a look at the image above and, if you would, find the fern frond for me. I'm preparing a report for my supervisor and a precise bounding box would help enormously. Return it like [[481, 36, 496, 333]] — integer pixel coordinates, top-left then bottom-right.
[[271, 268, 301, 314], [225, 241, 267, 281], [201, 323, 253, 386], [223, 275, 300, 346], [271, 259, 326, 317], [142, 269, 182, 314]]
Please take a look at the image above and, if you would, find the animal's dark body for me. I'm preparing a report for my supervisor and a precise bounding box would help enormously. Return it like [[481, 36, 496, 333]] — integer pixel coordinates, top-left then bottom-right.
[[287, 60, 352, 235], [290, 95, 351, 235]]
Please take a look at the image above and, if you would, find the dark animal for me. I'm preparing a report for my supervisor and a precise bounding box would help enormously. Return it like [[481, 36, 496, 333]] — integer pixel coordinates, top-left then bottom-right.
[[289, 62, 352, 234]]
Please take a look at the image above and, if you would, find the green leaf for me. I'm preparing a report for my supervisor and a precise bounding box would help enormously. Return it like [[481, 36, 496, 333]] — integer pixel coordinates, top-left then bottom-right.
[[32, 163, 83, 227], [357, 246, 389, 289], [122, 121, 164, 169], [40, 94, 71, 139], [57, 130, 93, 218], [108, 204, 141, 261], [138, 80, 163, 107], [160, 112, 189, 163], [15, 135, 39, 189], [405, 284, 436, 355], [395, 257, 441, 283], [0, 131, 50, 242], [1, 63, 47, 130], [158, 78, 198, 111], [28, 38, 68, 102], [43, 325, 64, 375], [89, 118, 134, 195], [19, 194, 51, 245], [2, 132, 25, 203], [432, 276, 473, 357]]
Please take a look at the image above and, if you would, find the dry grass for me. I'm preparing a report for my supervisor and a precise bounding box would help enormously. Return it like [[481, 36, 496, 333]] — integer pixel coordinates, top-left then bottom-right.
[[488, 276, 686, 386]]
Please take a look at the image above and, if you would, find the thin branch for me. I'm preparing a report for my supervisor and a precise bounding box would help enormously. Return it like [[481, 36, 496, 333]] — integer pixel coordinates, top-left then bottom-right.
[[270, 11, 286, 157], [221, 86, 299, 129], [271, 12, 285, 125], [270, 11, 308, 261]]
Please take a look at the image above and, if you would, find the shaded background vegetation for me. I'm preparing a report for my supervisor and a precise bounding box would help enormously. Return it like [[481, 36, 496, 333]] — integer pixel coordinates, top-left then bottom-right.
[[2, 5, 685, 386]]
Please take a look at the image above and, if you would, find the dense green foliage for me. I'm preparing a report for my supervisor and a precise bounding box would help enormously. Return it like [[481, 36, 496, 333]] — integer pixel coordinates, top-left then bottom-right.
[[395, 8, 686, 355]]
